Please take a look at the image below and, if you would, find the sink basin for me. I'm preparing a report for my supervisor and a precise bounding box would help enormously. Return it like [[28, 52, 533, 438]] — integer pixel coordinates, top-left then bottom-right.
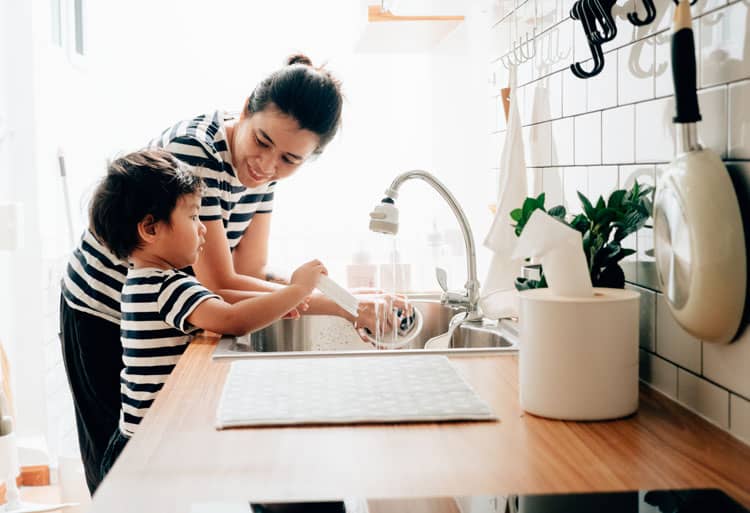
[[211, 294, 518, 359]]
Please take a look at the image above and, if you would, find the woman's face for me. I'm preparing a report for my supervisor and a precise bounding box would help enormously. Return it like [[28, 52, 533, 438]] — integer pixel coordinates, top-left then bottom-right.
[[230, 104, 320, 188]]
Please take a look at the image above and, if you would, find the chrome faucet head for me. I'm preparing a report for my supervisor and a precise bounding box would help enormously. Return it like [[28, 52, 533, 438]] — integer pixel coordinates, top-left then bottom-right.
[[369, 197, 399, 235]]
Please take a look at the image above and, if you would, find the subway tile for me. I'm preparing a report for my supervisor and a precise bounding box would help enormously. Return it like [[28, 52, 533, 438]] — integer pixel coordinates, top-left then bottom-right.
[[728, 80, 750, 159], [697, 85, 728, 158], [587, 165, 618, 203], [656, 293, 702, 373], [527, 167, 544, 196], [619, 164, 656, 190], [558, 0, 576, 22], [563, 166, 589, 213], [491, 18, 513, 60], [652, 0, 675, 33], [542, 167, 565, 206], [637, 227, 654, 262], [537, 0, 558, 32], [639, 349, 678, 398], [550, 116, 575, 165], [518, 53, 536, 85], [693, 0, 728, 19], [654, 31, 673, 98], [678, 369, 730, 429], [528, 122, 552, 166], [635, 97, 675, 162], [629, 286, 656, 351], [602, 105, 635, 164], [547, 72, 563, 119], [700, 2, 750, 87], [703, 327, 750, 399], [730, 394, 750, 445], [548, 20, 575, 75], [574, 112, 602, 165], [587, 51, 618, 111], [618, 38, 655, 105], [562, 63, 588, 116]]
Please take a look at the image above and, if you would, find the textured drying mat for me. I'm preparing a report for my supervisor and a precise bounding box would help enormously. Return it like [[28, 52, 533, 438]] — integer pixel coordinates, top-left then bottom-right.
[[216, 355, 497, 428]]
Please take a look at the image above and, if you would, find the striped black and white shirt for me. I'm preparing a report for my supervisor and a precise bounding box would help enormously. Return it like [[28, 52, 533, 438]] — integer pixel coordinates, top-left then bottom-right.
[[118, 268, 218, 437], [62, 111, 276, 323]]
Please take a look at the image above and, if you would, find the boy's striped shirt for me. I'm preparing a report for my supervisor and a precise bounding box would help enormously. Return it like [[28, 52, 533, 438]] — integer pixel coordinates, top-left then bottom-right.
[[62, 111, 276, 323], [118, 268, 218, 437]]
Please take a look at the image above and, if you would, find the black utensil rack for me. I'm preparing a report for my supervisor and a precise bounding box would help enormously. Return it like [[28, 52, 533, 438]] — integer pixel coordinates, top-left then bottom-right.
[[570, 0, 698, 78]]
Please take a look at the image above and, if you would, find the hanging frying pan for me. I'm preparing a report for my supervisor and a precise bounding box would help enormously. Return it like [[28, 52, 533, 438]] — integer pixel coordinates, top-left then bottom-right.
[[653, 0, 746, 343]]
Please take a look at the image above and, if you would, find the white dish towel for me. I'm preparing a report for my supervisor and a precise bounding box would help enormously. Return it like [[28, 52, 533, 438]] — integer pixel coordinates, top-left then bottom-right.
[[216, 355, 496, 428], [480, 65, 528, 320]]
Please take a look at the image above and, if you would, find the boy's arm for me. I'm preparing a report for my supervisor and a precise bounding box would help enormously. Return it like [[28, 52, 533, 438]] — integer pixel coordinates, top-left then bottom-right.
[[186, 285, 310, 336]]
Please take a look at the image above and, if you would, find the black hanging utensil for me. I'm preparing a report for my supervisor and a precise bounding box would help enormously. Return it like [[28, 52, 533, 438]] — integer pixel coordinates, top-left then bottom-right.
[[570, 0, 608, 78], [628, 0, 657, 26]]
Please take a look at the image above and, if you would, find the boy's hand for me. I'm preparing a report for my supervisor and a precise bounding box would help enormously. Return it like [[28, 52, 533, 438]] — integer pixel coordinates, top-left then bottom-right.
[[290, 259, 327, 296], [282, 295, 312, 319]]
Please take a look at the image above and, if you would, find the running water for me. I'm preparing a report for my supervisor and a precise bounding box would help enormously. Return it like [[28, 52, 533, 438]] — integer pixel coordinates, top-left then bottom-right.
[[371, 236, 411, 350]]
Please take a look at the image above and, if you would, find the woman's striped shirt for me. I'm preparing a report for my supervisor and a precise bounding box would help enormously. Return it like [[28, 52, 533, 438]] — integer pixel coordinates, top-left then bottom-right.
[[118, 268, 218, 437], [62, 111, 276, 323]]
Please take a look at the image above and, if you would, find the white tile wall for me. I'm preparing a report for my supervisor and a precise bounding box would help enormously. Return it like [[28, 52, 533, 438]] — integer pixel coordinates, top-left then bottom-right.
[[656, 294, 702, 373], [541, 167, 565, 206], [700, 2, 750, 87], [550, 117, 575, 165], [678, 369, 730, 429], [588, 165, 618, 201], [602, 105, 635, 164], [697, 85, 728, 158], [489, 0, 750, 444], [574, 112, 602, 164], [703, 328, 750, 399], [587, 51, 618, 111], [563, 166, 589, 212], [729, 80, 750, 159], [629, 285, 656, 351], [639, 349, 678, 398], [635, 97, 675, 162], [730, 394, 750, 444], [618, 39, 655, 105]]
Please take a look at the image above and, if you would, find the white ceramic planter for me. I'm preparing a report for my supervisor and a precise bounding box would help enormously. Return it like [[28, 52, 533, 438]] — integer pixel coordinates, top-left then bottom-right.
[[519, 287, 640, 420]]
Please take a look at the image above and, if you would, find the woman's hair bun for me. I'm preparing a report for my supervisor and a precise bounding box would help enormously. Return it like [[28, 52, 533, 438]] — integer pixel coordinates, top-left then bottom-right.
[[286, 53, 313, 67]]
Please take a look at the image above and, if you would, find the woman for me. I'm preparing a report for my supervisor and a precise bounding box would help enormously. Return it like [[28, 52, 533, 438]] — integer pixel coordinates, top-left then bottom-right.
[[60, 54, 392, 494]]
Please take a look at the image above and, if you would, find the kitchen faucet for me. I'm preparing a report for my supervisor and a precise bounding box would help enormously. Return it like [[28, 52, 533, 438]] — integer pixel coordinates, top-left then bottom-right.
[[368, 170, 482, 321]]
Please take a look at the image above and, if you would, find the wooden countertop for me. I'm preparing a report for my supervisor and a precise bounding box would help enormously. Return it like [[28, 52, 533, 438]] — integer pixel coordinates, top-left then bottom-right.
[[90, 336, 750, 512]]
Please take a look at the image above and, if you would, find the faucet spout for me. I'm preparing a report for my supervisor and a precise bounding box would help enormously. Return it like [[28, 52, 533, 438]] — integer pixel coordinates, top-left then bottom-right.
[[374, 170, 480, 319]]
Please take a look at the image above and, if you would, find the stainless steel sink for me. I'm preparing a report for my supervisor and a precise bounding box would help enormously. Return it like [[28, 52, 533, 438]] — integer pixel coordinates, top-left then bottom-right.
[[212, 294, 518, 359]]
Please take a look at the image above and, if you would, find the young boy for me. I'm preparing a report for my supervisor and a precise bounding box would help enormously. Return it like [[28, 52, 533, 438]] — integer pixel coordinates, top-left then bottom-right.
[[92, 149, 326, 480]]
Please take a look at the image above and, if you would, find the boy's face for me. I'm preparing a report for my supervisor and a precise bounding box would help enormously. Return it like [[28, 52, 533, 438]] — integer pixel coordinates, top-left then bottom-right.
[[159, 193, 206, 269]]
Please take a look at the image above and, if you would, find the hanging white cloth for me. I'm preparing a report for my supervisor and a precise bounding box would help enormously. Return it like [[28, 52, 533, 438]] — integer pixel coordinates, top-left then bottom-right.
[[479, 65, 528, 319]]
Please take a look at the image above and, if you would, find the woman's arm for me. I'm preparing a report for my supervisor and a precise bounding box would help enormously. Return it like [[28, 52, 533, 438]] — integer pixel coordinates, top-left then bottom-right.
[[232, 212, 272, 279], [192, 219, 283, 293]]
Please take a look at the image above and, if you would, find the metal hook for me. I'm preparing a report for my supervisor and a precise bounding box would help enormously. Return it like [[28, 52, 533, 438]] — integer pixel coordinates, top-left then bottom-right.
[[585, 0, 618, 44], [628, 0, 657, 26], [570, 38, 605, 78], [672, 0, 698, 5]]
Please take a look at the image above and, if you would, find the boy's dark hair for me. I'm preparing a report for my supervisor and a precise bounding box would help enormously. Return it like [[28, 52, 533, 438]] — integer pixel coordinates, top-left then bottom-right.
[[89, 149, 203, 259], [248, 53, 343, 155]]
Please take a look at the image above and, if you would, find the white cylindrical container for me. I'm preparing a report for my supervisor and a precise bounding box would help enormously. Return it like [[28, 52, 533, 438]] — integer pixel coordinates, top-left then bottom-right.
[[0, 430, 20, 485], [519, 287, 640, 420]]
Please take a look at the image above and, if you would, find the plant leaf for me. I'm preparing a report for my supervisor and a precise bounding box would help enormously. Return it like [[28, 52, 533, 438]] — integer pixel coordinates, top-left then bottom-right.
[[607, 189, 626, 210], [578, 191, 595, 220], [510, 208, 522, 222], [548, 205, 566, 220]]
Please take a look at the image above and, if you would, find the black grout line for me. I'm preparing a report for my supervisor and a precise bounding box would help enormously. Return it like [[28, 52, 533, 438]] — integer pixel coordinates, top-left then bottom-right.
[[641, 347, 750, 404]]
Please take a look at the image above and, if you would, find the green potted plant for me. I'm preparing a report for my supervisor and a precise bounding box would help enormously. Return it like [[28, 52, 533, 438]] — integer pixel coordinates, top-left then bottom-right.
[[510, 181, 653, 290]]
